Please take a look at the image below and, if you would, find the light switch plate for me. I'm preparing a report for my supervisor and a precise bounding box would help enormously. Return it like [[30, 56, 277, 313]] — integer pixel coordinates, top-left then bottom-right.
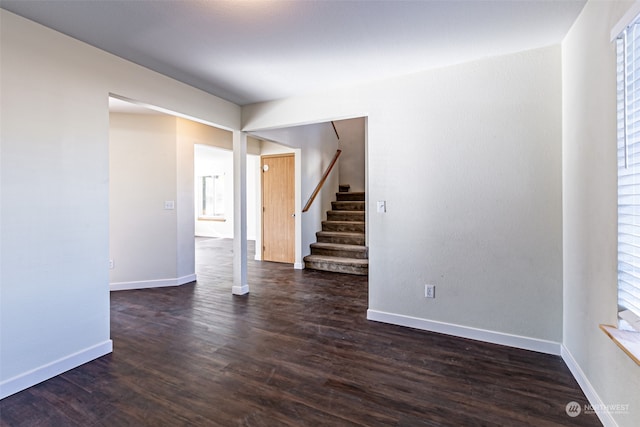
[[377, 201, 386, 213]]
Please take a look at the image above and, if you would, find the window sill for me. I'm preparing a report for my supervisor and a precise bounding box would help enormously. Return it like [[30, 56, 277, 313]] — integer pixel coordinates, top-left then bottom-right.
[[198, 217, 226, 222], [599, 324, 640, 366]]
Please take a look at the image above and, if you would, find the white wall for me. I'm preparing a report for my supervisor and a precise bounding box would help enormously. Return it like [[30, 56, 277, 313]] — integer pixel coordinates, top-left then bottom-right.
[[109, 113, 179, 284], [0, 9, 240, 398], [251, 123, 340, 262], [176, 119, 196, 280], [244, 46, 563, 349], [335, 117, 366, 193], [260, 139, 297, 155], [562, 1, 640, 426]]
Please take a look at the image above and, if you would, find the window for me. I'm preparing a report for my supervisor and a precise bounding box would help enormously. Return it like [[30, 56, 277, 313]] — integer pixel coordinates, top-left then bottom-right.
[[198, 174, 225, 220], [617, 22, 640, 332]]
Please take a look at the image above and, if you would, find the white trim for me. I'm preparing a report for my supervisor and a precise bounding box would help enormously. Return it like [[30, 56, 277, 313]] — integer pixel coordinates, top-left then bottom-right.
[[561, 345, 618, 427], [294, 262, 304, 270], [110, 274, 196, 291], [611, 0, 640, 41], [0, 340, 113, 399], [232, 284, 249, 295], [177, 274, 197, 285], [367, 309, 561, 355], [294, 148, 302, 269]]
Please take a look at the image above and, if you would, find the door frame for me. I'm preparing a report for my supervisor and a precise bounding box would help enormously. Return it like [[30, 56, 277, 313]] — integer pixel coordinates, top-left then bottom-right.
[[260, 153, 296, 264], [254, 147, 302, 267]]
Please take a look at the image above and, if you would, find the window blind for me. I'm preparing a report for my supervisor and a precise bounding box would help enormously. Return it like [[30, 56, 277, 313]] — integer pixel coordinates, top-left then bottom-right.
[[617, 22, 640, 323]]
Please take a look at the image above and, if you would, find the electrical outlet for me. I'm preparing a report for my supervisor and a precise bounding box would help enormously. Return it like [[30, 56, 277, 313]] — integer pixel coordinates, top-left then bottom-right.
[[425, 284, 435, 299], [109, 259, 114, 270]]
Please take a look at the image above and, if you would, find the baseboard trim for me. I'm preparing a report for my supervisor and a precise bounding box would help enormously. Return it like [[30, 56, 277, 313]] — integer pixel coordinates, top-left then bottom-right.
[[177, 274, 197, 285], [0, 340, 113, 399], [294, 262, 304, 270], [561, 345, 618, 427], [110, 274, 197, 291], [367, 309, 561, 355], [232, 284, 249, 295]]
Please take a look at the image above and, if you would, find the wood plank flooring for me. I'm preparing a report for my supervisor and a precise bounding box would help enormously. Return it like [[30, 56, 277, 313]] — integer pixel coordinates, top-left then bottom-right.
[[0, 237, 601, 426]]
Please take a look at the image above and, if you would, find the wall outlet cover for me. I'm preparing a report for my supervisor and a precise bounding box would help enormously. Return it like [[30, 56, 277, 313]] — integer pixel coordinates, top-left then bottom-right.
[[425, 284, 435, 298]]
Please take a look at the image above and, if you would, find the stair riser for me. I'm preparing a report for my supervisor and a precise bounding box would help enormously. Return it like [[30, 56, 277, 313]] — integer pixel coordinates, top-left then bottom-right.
[[327, 212, 365, 222], [304, 260, 368, 276], [311, 247, 368, 259], [336, 192, 365, 202], [332, 201, 365, 211], [317, 234, 365, 245], [322, 222, 365, 233]]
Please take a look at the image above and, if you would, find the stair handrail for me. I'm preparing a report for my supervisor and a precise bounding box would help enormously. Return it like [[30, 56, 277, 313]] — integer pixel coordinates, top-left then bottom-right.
[[331, 121, 340, 140], [302, 149, 342, 213]]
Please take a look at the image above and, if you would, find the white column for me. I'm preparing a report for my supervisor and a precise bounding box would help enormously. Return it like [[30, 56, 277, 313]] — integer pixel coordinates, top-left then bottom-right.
[[232, 130, 249, 295]]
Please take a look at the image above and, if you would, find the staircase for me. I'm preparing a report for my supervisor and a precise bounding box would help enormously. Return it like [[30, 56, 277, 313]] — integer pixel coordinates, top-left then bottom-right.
[[303, 186, 368, 275]]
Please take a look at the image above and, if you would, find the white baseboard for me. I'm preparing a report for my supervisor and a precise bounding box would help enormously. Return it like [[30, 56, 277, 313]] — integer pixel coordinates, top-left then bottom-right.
[[0, 340, 113, 399], [561, 345, 617, 427], [294, 262, 304, 270], [177, 274, 197, 285], [110, 274, 197, 291], [367, 309, 561, 355], [232, 284, 249, 295]]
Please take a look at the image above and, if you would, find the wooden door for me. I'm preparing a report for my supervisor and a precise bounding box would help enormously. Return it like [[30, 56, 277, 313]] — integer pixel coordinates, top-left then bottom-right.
[[261, 154, 295, 263]]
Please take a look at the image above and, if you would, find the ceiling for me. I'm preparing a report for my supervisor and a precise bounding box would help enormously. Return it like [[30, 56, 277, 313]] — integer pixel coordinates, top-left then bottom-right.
[[1, 0, 586, 106]]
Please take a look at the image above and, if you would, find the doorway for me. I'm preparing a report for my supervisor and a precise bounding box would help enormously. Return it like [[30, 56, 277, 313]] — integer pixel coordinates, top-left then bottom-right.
[[109, 96, 259, 289], [261, 153, 295, 263]]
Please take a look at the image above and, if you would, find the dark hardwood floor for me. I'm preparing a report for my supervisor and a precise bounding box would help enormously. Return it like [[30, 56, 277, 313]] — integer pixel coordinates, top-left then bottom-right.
[[0, 237, 600, 426]]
